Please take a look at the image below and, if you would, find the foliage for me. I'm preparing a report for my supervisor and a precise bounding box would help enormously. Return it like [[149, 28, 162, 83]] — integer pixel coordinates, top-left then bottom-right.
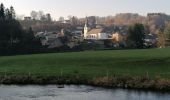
[[128, 23, 145, 48], [164, 23, 170, 40], [0, 3, 22, 48], [156, 30, 165, 48], [30, 10, 52, 22], [0, 3, 41, 55]]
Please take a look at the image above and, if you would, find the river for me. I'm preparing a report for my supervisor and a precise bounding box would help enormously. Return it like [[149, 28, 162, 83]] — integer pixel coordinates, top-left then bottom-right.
[[0, 85, 169, 100]]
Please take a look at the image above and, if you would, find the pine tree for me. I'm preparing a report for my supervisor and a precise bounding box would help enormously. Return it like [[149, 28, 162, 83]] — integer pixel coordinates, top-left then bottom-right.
[[128, 23, 145, 48], [0, 3, 5, 20], [9, 6, 15, 19]]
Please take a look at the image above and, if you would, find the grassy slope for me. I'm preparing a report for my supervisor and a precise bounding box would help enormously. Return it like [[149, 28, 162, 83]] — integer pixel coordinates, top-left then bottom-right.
[[0, 48, 170, 78]]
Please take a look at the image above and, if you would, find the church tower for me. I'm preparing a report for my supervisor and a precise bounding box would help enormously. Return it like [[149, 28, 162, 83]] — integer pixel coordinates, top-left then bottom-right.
[[84, 17, 88, 39]]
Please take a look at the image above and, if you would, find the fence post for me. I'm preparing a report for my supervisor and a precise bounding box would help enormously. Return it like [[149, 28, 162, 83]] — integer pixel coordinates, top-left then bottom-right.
[[106, 70, 109, 83], [29, 72, 31, 77], [4, 69, 7, 78], [146, 71, 149, 79]]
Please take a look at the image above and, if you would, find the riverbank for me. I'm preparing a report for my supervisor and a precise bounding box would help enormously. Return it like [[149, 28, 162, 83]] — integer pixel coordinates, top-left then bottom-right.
[[0, 75, 170, 91]]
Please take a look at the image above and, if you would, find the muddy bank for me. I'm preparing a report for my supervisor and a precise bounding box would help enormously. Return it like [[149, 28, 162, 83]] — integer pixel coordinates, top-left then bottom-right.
[[0, 75, 170, 91]]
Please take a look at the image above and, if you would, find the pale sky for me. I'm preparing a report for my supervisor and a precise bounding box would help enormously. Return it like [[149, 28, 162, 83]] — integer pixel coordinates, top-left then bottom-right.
[[1, 0, 170, 19]]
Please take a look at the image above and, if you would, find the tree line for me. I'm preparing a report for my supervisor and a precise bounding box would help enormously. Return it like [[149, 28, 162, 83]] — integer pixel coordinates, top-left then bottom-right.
[[0, 3, 41, 55]]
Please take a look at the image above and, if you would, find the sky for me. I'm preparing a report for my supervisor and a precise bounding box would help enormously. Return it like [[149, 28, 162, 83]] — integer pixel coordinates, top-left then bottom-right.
[[1, 0, 170, 20]]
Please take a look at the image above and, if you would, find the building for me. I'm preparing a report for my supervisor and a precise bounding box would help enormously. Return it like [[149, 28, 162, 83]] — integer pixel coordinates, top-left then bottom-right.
[[86, 28, 102, 40], [87, 16, 96, 27], [144, 34, 158, 47], [84, 23, 112, 40], [24, 17, 31, 21], [72, 26, 83, 37], [147, 13, 166, 17], [35, 30, 65, 48]]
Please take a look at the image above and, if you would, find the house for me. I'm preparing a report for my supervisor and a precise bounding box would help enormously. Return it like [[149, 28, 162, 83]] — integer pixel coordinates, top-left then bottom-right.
[[72, 26, 83, 37], [24, 17, 32, 21], [144, 34, 158, 47], [35, 31, 64, 48]]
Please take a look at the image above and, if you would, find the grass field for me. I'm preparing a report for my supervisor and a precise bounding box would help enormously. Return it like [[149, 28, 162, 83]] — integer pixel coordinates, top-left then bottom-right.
[[0, 48, 170, 79]]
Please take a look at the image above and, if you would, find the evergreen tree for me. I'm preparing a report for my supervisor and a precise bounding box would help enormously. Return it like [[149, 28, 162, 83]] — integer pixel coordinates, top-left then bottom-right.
[[5, 8, 10, 20], [0, 3, 6, 48], [0, 3, 41, 55], [0, 4, 26, 52], [9, 6, 15, 19], [0, 3, 5, 20], [128, 23, 145, 48]]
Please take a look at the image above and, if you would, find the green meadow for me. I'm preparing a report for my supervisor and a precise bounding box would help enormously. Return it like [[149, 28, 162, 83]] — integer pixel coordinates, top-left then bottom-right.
[[0, 48, 170, 78]]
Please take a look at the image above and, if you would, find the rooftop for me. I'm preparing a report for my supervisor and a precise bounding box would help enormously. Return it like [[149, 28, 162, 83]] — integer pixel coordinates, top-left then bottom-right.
[[87, 29, 103, 34]]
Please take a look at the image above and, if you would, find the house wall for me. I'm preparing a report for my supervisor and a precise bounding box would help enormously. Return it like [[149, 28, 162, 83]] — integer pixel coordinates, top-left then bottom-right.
[[98, 33, 109, 40], [86, 34, 98, 39]]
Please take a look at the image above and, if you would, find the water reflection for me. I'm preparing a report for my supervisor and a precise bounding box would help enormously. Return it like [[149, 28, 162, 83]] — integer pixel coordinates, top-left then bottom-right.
[[0, 85, 169, 100]]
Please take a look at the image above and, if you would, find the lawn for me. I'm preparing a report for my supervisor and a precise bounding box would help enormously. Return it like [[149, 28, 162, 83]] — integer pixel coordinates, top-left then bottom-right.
[[0, 48, 170, 79]]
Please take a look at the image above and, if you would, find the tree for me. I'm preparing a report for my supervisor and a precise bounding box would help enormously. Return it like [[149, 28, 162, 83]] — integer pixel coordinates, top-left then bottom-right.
[[0, 3, 23, 50], [46, 13, 52, 22], [71, 16, 78, 26], [22, 27, 34, 41], [38, 11, 45, 20], [5, 8, 10, 20], [59, 16, 64, 22], [30, 11, 38, 20], [67, 15, 72, 20], [164, 24, 170, 40], [9, 6, 15, 19], [128, 23, 145, 48], [164, 23, 170, 47], [40, 15, 47, 22], [156, 30, 165, 48], [31, 11, 52, 22], [0, 3, 5, 20], [0, 3, 42, 55]]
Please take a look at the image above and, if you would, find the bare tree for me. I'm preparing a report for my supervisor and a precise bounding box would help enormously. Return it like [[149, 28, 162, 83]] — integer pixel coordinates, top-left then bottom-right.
[[59, 16, 64, 22], [46, 13, 52, 22], [67, 15, 72, 20], [38, 11, 45, 20], [156, 30, 165, 48], [30, 11, 38, 20]]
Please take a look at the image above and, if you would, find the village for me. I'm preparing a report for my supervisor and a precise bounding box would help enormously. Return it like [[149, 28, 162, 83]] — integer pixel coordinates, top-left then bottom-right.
[[1, 1, 170, 99], [34, 16, 159, 50]]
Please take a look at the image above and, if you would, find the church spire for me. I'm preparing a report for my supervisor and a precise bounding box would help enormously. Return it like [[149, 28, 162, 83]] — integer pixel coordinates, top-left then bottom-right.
[[84, 17, 88, 39], [85, 16, 88, 26]]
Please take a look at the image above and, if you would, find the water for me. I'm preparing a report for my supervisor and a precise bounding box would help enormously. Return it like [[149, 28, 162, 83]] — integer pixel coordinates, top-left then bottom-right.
[[0, 85, 169, 100]]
